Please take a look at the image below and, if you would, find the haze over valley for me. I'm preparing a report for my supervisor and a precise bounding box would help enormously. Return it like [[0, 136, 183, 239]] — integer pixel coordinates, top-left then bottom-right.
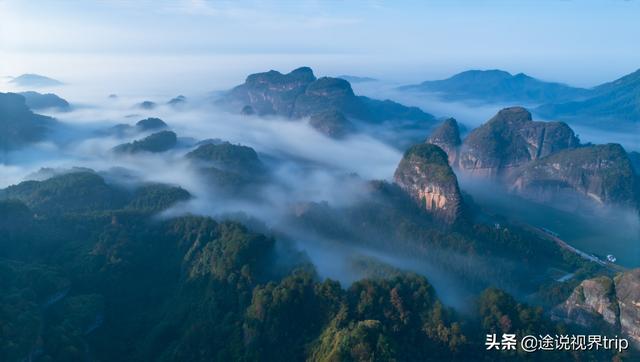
[[1, 1, 639, 361]]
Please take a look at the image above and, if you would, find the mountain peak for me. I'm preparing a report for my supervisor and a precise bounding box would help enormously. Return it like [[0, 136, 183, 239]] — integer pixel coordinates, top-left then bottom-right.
[[10, 73, 63, 87], [488, 106, 532, 125], [458, 107, 579, 176], [290, 66, 315, 77], [394, 143, 464, 224], [426, 118, 461, 165], [402, 69, 589, 103], [220, 67, 433, 128]]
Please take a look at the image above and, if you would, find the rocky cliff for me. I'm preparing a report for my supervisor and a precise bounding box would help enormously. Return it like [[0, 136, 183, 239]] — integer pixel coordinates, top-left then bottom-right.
[[553, 269, 640, 348], [508, 143, 639, 208], [224, 67, 316, 117], [393, 144, 463, 224], [426, 118, 461, 166], [219, 67, 434, 125], [449, 107, 638, 211], [458, 107, 579, 177]]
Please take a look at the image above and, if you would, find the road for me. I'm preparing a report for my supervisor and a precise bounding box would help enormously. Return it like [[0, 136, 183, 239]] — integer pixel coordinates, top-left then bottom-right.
[[529, 226, 628, 273]]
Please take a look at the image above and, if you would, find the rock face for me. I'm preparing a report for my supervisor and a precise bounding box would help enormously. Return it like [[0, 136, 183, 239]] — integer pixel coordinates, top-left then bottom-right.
[[393, 144, 463, 224], [553, 269, 640, 348], [457, 107, 579, 177], [113, 131, 177, 154], [0, 92, 56, 153], [615, 269, 640, 348], [426, 118, 461, 165], [448, 107, 639, 210], [554, 276, 619, 327], [508, 143, 639, 208], [220, 67, 433, 124], [224, 67, 316, 117]]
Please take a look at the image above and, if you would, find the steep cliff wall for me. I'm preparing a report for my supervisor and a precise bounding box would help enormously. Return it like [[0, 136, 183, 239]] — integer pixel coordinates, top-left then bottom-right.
[[393, 144, 463, 224]]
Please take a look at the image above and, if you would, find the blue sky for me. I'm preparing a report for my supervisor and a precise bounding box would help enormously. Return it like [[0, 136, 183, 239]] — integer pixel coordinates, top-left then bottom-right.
[[1, 0, 639, 87]]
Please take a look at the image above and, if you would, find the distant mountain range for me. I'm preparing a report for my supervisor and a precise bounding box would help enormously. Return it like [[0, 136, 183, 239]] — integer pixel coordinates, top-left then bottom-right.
[[9, 73, 63, 87], [336, 75, 378, 83], [402, 68, 640, 129], [400, 69, 590, 104], [535, 69, 640, 128]]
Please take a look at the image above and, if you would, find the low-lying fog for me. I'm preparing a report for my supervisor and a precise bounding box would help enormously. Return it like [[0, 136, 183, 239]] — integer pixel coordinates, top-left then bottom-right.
[[2, 60, 638, 309], [458, 176, 640, 268]]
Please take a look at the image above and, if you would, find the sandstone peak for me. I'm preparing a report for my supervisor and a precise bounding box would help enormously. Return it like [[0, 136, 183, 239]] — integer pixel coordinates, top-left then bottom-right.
[[458, 107, 579, 177], [553, 269, 640, 348], [426, 118, 461, 165], [393, 144, 463, 224], [487, 106, 532, 125]]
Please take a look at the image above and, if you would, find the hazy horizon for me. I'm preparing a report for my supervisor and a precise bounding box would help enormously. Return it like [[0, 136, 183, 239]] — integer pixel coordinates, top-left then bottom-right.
[[2, 0, 640, 92]]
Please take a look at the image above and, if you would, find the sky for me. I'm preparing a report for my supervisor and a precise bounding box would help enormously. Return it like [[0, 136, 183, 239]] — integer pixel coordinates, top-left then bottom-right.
[[1, 0, 639, 91]]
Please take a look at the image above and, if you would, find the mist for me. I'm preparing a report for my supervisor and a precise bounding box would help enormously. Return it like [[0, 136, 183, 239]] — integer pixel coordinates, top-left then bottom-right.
[[2, 62, 638, 314], [458, 175, 640, 268]]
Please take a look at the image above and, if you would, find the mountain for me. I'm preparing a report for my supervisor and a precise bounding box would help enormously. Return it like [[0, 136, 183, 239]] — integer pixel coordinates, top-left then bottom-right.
[[0, 171, 189, 216], [135, 117, 167, 131], [136, 100, 157, 110], [113, 130, 177, 154], [0, 165, 602, 360], [0, 171, 129, 214], [552, 269, 640, 348], [457, 107, 579, 177], [308, 110, 354, 139], [336, 75, 377, 83], [219, 67, 434, 124], [18, 91, 70, 111], [167, 95, 187, 107], [426, 118, 461, 166], [393, 143, 464, 224], [401, 69, 590, 104], [186, 142, 267, 196], [433, 107, 638, 211], [0, 92, 57, 153], [10, 74, 63, 87], [508, 143, 639, 209], [536, 68, 640, 128], [102, 117, 168, 137], [186, 142, 264, 176], [629, 151, 640, 174]]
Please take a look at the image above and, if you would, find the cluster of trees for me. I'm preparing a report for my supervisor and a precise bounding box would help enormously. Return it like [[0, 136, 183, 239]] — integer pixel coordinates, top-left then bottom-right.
[[0, 171, 624, 361]]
